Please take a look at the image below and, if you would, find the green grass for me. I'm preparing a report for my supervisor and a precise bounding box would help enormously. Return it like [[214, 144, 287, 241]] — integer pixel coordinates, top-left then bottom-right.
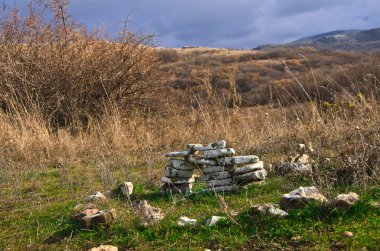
[[0, 165, 379, 250]]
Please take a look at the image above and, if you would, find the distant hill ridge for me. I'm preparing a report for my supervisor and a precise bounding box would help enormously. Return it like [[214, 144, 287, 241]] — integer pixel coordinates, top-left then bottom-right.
[[255, 27, 380, 51]]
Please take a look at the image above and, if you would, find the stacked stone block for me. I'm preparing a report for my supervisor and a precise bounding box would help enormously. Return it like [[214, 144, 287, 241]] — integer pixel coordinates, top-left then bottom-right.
[[160, 140, 267, 194]]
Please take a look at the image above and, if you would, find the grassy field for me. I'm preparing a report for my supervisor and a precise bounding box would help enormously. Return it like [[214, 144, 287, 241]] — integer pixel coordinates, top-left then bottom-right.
[[0, 2, 379, 250], [1, 163, 379, 250]]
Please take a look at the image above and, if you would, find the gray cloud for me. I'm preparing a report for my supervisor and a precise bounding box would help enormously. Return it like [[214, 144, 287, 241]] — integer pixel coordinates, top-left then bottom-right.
[[6, 0, 380, 48]]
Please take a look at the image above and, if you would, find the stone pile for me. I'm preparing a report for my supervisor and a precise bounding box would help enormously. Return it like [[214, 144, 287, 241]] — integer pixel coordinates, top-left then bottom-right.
[[160, 140, 267, 194]]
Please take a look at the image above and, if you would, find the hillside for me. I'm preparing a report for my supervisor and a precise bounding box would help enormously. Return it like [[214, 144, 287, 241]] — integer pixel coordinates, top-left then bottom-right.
[[255, 28, 380, 51], [158, 46, 380, 107]]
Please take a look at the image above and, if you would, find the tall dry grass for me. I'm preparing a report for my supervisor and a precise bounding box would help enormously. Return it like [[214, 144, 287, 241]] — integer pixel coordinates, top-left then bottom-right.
[[0, 1, 378, 194]]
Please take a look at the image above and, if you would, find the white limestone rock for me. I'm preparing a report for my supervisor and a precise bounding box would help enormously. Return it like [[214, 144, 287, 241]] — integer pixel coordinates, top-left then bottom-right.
[[133, 200, 165, 226], [201, 165, 233, 174], [280, 186, 327, 210], [250, 203, 288, 217], [234, 169, 267, 184], [169, 159, 196, 170], [165, 150, 191, 158], [86, 192, 107, 202], [204, 148, 235, 159], [187, 140, 226, 151], [234, 161, 264, 175], [186, 156, 218, 166], [177, 216, 197, 226], [205, 216, 226, 226], [222, 155, 259, 165], [119, 182, 133, 199], [326, 192, 359, 212]]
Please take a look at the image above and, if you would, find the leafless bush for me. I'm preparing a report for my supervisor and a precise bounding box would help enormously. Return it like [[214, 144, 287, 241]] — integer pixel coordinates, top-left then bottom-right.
[[0, 1, 165, 129]]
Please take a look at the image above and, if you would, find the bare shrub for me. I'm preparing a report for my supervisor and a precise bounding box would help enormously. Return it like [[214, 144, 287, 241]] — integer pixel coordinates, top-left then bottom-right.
[[0, 1, 165, 129]]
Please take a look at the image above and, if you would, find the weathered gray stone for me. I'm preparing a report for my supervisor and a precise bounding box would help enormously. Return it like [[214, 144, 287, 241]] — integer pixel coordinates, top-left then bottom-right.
[[250, 203, 288, 217], [222, 155, 259, 165], [119, 182, 133, 199], [280, 186, 327, 210], [272, 162, 312, 175], [89, 245, 118, 251], [326, 192, 359, 212], [186, 156, 218, 166], [187, 140, 226, 151], [204, 148, 235, 159], [80, 209, 116, 228], [164, 166, 194, 178], [208, 178, 233, 188], [234, 169, 267, 184], [201, 165, 233, 174], [234, 161, 264, 175], [133, 200, 164, 226], [86, 192, 107, 202], [206, 171, 232, 180], [205, 216, 226, 226], [169, 159, 196, 170], [177, 216, 197, 226], [165, 150, 191, 157]]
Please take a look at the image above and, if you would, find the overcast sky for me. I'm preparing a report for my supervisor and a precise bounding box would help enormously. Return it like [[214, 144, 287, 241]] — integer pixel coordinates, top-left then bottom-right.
[[6, 0, 380, 48]]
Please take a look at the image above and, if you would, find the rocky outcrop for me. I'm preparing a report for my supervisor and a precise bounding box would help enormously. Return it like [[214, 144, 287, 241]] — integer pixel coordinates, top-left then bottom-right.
[[280, 186, 327, 209]]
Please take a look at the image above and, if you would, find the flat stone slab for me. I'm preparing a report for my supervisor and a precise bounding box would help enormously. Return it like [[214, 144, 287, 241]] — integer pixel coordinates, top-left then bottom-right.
[[164, 166, 194, 178], [201, 165, 233, 174], [280, 186, 327, 210], [186, 156, 218, 166], [169, 159, 196, 170], [234, 161, 264, 175], [222, 155, 259, 165], [234, 169, 267, 184], [204, 148, 235, 159], [204, 171, 232, 180], [165, 150, 191, 158], [187, 140, 226, 151]]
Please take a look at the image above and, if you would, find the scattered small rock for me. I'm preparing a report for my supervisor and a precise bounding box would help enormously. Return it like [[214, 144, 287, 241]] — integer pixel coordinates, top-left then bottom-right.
[[76, 209, 116, 228], [343, 231, 354, 238], [72, 208, 100, 221], [205, 216, 226, 226], [370, 201, 380, 209], [89, 245, 118, 251], [86, 192, 107, 202], [326, 192, 359, 212], [250, 203, 288, 217], [133, 200, 165, 226], [280, 186, 327, 210], [119, 182, 133, 199], [291, 235, 302, 241], [177, 216, 197, 226]]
